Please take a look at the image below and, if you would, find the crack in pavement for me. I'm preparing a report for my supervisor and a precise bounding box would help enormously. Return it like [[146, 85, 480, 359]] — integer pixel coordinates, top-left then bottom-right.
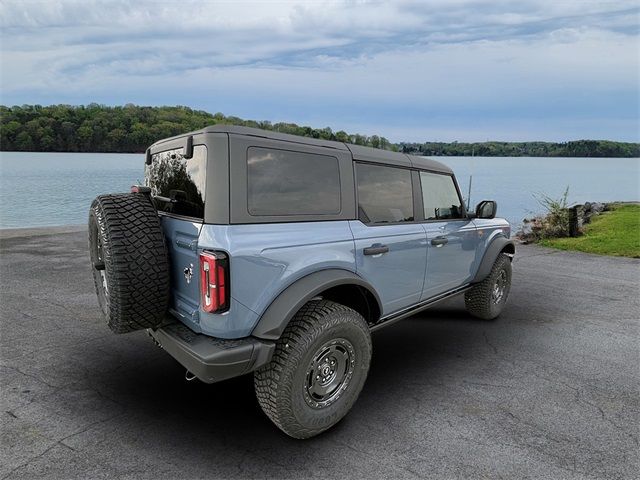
[[1, 413, 125, 480]]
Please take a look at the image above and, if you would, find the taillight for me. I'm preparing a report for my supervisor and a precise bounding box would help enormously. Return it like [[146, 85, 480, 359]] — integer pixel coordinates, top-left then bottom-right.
[[199, 251, 229, 313]]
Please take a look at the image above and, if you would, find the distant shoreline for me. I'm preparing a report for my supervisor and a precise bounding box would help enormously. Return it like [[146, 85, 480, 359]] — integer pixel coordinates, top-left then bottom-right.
[[2, 104, 639, 158], [2, 150, 639, 159]]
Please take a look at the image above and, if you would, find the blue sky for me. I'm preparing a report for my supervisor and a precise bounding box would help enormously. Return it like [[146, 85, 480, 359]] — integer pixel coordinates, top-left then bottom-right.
[[1, 0, 638, 142]]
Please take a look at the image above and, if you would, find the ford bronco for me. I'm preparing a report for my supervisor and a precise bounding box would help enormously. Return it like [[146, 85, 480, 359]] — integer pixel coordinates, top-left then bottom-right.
[[89, 125, 514, 438]]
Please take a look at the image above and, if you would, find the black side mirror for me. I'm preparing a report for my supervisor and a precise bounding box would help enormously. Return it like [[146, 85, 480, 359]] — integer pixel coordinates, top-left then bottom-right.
[[475, 200, 497, 219]]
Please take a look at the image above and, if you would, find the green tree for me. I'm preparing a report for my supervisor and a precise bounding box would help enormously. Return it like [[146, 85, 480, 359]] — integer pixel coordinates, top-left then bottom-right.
[[14, 131, 34, 150], [1, 104, 638, 156]]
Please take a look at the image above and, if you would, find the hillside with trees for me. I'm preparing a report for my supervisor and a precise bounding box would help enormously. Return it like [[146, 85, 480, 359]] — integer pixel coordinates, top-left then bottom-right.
[[1, 104, 638, 157], [398, 140, 640, 158]]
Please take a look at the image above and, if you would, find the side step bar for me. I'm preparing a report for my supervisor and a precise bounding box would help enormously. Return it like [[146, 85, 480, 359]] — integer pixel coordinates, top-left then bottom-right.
[[370, 284, 472, 332]]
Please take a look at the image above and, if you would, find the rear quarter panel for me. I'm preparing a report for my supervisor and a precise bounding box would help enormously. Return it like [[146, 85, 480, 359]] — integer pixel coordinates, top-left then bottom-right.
[[197, 221, 356, 338]]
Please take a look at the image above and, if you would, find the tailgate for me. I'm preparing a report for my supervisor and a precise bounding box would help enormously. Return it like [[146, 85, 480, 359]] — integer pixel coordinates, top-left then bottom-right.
[[160, 215, 203, 330]]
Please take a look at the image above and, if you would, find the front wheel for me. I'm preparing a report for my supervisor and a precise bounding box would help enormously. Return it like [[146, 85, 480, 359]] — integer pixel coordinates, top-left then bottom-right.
[[254, 300, 372, 439], [465, 253, 512, 320]]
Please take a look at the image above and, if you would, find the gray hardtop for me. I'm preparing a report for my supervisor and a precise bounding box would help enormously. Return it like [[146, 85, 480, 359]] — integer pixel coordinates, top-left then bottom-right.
[[149, 124, 453, 174]]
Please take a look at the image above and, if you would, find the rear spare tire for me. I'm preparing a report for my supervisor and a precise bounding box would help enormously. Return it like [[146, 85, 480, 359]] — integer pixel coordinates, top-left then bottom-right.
[[88, 193, 170, 333]]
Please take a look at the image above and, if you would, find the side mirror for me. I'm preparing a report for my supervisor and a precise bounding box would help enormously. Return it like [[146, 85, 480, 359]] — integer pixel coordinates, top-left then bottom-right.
[[475, 200, 497, 219]]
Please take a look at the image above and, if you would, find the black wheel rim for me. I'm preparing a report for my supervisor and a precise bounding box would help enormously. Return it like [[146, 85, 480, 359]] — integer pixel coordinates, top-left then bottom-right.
[[304, 338, 355, 409]]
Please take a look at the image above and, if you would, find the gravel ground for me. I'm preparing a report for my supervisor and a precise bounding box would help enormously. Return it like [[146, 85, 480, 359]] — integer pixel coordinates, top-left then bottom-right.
[[1, 228, 638, 479]]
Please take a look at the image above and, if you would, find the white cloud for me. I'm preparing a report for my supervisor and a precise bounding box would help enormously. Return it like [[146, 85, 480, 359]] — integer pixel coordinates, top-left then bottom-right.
[[0, 0, 638, 141]]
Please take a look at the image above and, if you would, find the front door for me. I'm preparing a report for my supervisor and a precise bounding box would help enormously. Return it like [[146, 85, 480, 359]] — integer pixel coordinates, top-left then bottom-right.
[[351, 163, 427, 316], [418, 170, 480, 299], [422, 220, 479, 298]]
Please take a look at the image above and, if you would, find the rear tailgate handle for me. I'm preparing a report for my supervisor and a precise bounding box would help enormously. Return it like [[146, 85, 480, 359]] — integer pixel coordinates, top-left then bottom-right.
[[363, 245, 389, 255], [175, 239, 197, 251], [431, 236, 448, 247]]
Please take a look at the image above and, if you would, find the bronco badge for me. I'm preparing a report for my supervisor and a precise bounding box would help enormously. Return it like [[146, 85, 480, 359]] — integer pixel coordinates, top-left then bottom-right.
[[183, 264, 193, 284]]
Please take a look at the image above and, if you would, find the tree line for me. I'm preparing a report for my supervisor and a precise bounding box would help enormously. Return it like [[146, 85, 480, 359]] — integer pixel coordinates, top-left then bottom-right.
[[1, 104, 638, 157], [398, 140, 640, 158]]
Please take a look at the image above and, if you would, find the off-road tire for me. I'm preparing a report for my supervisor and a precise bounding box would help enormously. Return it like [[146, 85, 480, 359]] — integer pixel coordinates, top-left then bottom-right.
[[254, 300, 372, 439], [88, 193, 170, 333], [465, 253, 512, 320]]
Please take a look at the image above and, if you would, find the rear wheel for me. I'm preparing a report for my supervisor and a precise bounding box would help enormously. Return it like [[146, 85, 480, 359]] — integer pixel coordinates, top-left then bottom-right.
[[465, 253, 512, 320], [254, 300, 372, 439], [88, 193, 170, 333]]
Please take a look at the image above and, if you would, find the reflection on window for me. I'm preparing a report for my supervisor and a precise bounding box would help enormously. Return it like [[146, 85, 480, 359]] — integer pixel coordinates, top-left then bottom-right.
[[419, 171, 463, 220], [146, 145, 207, 219], [247, 147, 341, 216], [356, 163, 414, 223]]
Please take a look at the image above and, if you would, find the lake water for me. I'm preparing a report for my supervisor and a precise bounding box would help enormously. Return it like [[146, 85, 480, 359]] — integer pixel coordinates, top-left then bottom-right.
[[0, 151, 638, 229]]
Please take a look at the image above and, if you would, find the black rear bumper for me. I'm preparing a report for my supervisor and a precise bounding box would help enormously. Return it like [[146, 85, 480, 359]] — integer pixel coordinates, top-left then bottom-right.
[[148, 323, 276, 383]]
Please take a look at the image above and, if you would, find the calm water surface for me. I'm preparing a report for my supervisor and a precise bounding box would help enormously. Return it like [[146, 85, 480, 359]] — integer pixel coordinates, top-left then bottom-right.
[[0, 152, 638, 229]]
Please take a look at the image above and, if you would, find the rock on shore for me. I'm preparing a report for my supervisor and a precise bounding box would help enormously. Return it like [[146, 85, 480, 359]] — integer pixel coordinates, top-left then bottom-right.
[[516, 201, 609, 243]]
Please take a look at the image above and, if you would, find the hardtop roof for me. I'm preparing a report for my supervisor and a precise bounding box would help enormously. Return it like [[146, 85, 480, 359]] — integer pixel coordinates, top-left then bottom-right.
[[150, 124, 453, 174]]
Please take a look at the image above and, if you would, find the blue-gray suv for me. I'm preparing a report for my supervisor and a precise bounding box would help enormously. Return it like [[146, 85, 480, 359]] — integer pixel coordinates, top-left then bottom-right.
[[89, 125, 515, 438]]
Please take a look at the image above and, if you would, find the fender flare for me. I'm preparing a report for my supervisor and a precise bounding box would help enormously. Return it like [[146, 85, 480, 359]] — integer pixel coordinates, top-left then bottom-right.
[[251, 269, 382, 341], [471, 236, 516, 283]]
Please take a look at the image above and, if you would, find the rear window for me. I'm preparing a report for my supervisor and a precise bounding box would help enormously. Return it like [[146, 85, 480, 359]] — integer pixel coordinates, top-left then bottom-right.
[[247, 147, 341, 216], [146, 145, 207, 219]]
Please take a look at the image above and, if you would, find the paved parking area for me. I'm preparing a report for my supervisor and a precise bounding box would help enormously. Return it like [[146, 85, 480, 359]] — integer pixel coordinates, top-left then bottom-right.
[[1, 228, 638, 479]]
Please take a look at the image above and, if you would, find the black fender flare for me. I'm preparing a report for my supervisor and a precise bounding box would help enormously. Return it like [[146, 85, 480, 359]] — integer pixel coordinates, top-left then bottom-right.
[[251, 269, 382, 341], [471, 236, 515, 283]]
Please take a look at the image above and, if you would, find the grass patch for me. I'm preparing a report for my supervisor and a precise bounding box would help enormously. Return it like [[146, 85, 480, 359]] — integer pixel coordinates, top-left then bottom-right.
[[539, 203, 640, 258]]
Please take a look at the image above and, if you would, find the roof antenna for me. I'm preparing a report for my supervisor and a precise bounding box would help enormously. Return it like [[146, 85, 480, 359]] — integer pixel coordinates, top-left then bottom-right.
[[467, 147, 474, 210]]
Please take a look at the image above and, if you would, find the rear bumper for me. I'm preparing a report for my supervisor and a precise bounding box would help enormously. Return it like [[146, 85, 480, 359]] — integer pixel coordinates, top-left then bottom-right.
[[148, 323, 276, 383]]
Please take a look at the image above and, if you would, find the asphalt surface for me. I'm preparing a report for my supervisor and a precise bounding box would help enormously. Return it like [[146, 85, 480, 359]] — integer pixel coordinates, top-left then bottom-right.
[[1, 228, 638, 479]]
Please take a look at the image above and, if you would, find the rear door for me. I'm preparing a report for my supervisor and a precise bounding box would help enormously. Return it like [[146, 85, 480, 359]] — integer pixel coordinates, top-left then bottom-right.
[[418, 171, 479, 299], [350, 162, 427, 316], [146, 144, 207, 326]]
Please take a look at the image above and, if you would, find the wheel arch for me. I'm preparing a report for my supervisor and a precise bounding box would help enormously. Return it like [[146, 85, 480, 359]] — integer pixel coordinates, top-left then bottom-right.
[[251, 269, 382, 341], [471, 236, 515, 284]]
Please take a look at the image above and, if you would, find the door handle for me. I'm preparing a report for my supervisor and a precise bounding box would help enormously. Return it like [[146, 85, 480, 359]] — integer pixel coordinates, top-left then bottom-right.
[[363, 245, 389, 255], [431, 236, 448, 247]]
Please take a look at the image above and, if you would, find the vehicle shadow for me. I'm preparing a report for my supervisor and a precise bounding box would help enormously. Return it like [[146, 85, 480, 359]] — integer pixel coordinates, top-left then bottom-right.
[[78, 300, 502, 471]]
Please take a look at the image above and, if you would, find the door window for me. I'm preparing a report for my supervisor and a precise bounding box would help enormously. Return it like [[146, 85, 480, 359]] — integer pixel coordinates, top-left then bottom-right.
[[419, 171, 464, 220], [356, 163, 414, 224]]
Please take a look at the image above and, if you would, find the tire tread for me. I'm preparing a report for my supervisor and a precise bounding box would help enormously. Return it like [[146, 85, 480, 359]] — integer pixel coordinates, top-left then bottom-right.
[[89, 193, 170, 333], [465, 253, 512, 320], [254, 300, 371, 439]]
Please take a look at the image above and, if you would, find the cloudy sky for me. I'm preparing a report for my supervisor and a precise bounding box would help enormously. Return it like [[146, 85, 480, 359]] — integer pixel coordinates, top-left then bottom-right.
[[1, 0, 638, 142]]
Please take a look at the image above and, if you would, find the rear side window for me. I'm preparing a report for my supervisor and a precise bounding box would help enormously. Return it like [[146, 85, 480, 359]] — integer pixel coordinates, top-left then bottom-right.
[[146, 145, 207, 219], [247, 147, 341, 216], [356, 163, 414, 224], [419, 171, 464, 220]]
